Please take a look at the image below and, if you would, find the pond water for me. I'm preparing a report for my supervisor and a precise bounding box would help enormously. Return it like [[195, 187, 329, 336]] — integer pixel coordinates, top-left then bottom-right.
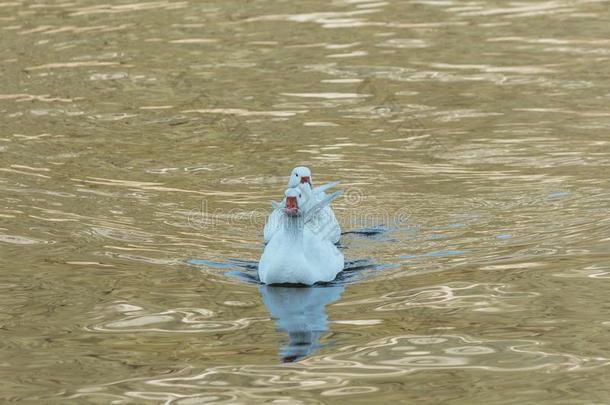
[[1, 0, 610, 403]]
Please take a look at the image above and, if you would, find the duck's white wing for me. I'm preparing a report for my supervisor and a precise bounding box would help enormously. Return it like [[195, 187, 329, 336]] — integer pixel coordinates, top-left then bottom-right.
[[304, 182, 341, 243], [312, 181, 340, 197], [304, 189, 344, 224], [264, 202, 284, 243], [263, 210, 279, 243]]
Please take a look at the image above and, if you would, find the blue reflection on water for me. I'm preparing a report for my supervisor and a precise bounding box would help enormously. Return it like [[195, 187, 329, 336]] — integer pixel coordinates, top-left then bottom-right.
[[188, 257, 391, 361], [187, 259, 236, 268], [547, 191, 569, 199], [260, 284, 345, 362], [400, 249, 468, 260]]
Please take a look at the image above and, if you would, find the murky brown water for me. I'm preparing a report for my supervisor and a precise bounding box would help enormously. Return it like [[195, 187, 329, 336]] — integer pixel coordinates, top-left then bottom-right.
[[2, 0, 610, 403]]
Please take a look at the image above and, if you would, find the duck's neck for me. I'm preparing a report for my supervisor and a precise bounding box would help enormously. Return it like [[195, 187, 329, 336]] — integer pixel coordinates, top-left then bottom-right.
[[282, 215, 305, 241]]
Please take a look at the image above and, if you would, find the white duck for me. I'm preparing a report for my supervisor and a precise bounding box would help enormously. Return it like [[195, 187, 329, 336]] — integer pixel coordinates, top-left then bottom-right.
[[264, 166, 341, 244], [289, 167, 341, 243], [258, 187, 345, 285]]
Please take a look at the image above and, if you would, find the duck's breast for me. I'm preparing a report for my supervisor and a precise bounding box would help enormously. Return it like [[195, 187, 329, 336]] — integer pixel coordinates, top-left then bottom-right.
[[259, 236, 318, 285]]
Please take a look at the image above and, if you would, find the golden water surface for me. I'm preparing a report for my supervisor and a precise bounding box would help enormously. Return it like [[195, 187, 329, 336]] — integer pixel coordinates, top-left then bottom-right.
[[1, 0, 610, 403]]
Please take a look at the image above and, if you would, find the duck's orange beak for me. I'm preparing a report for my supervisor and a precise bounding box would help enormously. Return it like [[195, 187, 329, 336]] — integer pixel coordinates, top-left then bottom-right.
[[285, 196, 299, 216], [300, 176, 311, 186]]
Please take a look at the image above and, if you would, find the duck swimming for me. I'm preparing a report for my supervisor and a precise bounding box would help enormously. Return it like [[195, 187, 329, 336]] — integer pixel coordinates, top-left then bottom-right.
[[264, 166, 341, 244], [258, 187, 345, 285]]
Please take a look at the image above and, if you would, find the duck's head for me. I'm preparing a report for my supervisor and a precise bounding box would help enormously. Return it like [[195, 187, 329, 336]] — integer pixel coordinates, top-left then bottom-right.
[[275, 185, 344, 223], [283, 187, 304, 217], [288, 166, 312, 188]]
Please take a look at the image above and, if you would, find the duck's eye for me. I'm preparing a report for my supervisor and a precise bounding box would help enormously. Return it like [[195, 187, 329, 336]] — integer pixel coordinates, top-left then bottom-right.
[[299, 193, 301, 198], [295, 173, 298, 177]]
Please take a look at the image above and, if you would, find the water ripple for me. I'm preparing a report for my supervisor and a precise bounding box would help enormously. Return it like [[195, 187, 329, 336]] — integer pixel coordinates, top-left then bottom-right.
[[66, 333, 610, 403], [337, 282, 539, 313], [87, 302, 266, 334]]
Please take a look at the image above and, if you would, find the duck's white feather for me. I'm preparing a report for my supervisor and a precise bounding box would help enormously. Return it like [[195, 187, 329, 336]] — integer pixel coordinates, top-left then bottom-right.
[[302, 183, 341, 244], [312, 181, 340, 195], [259, 188, 344, 285], [259, 222, 344, 285], [263, 182, 341, 244]]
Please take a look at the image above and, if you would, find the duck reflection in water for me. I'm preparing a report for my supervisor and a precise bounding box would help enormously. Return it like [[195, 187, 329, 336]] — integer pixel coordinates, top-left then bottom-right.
[[259, 284, 345, 362]]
